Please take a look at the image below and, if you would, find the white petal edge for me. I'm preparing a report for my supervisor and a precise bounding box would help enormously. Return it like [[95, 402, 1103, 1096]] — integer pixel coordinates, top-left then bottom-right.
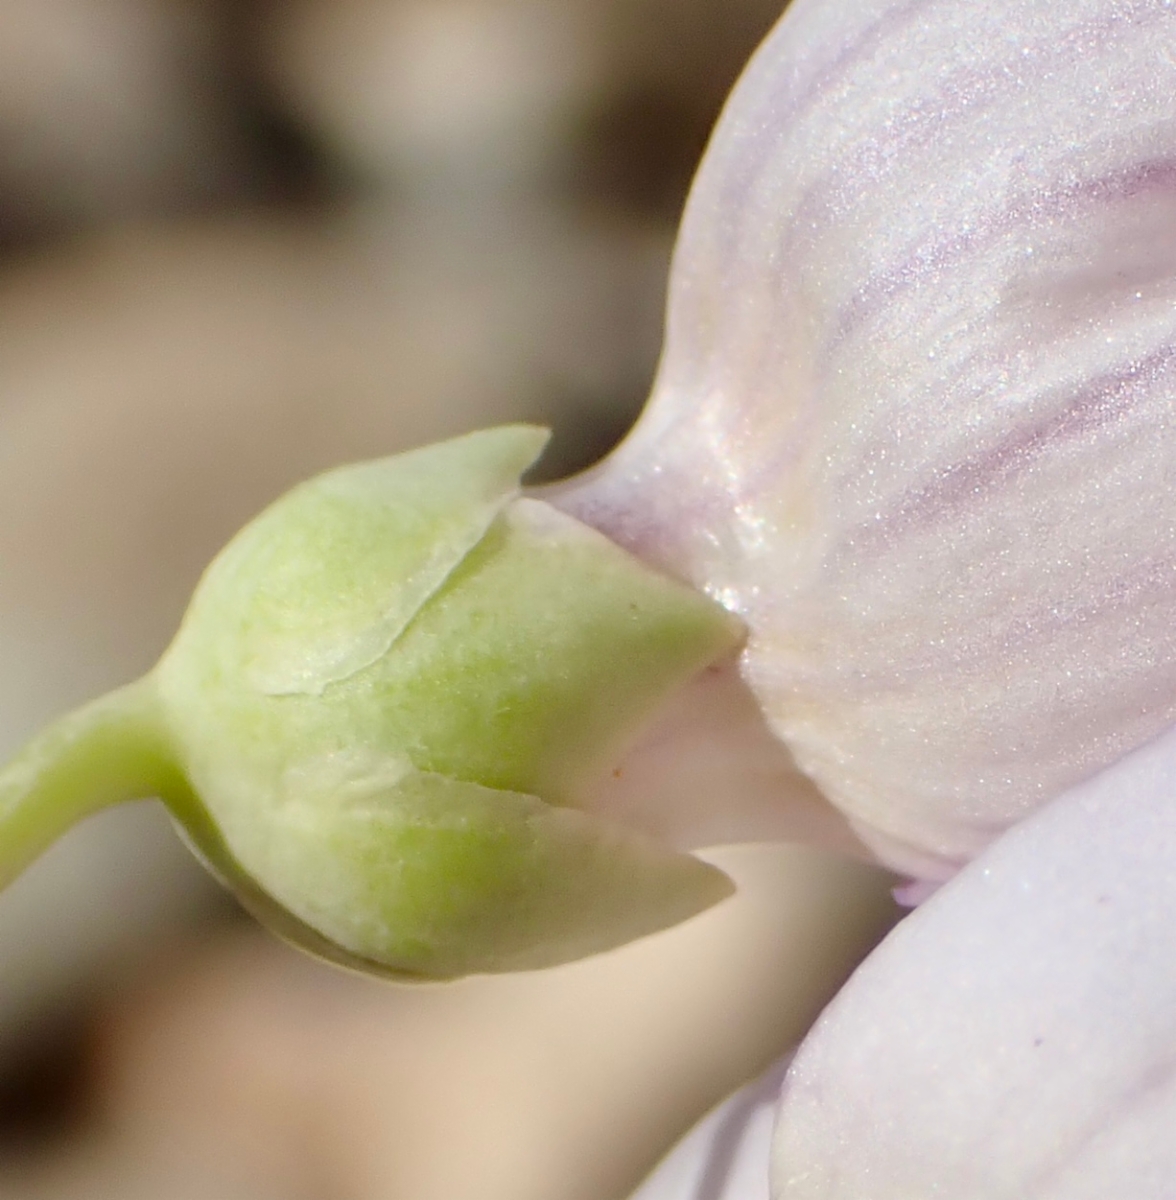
[[629, 1057, 790, 1200]]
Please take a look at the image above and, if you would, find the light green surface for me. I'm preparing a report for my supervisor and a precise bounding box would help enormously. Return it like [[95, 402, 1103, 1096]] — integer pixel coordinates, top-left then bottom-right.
[[0, 427, 743, 977]]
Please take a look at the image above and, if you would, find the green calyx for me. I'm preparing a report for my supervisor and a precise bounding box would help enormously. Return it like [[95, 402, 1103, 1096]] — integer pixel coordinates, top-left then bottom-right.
[[0, 427, 742, 978]]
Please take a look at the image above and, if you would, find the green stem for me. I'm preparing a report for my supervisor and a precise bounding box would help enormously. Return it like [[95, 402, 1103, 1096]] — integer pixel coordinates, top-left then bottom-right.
[[0, 676, 183, 888]]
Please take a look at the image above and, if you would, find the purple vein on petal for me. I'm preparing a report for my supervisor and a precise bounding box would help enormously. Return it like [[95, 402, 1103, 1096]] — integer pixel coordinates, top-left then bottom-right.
[[825, 154, 1176, 357], [838, 340, 1176, 554]]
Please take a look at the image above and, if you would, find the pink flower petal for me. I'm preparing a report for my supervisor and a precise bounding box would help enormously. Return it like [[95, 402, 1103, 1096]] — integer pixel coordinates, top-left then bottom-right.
[[630, 1058, 789, 1200], [557, 0, 1176, 878], [772, 724, 1176, 1197]]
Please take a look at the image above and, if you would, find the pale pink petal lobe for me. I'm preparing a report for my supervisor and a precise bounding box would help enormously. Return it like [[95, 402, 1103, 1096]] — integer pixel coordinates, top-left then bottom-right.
[[772, 724, 1176, 1198]]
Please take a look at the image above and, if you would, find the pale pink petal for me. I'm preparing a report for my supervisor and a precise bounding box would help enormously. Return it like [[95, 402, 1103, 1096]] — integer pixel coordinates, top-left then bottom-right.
[[771, 723, 1176, 1198], [628, 1058, 789, 1200], [555, 0, 1176, 877]]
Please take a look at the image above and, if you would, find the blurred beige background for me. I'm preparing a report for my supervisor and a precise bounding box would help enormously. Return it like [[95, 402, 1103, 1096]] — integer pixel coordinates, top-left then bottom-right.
[[0, 2, 898, 1197]]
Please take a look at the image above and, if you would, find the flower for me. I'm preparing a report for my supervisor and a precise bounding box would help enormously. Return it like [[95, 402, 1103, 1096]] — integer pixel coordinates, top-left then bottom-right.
[[558, 0, 1176, 882], [554, 0, 1176, 1193], [4, 0, 1176, 1191]]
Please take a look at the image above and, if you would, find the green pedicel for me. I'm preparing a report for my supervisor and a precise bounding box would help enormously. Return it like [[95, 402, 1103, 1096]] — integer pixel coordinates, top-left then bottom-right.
[[0, 427, 742, 978]]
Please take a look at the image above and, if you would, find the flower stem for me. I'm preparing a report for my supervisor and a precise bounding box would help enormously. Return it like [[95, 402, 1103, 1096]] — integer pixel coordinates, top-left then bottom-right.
[[0, 676, 184, 888]]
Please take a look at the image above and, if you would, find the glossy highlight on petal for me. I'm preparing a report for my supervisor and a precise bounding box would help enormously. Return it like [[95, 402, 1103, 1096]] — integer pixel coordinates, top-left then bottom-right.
[[557, 0, 1176, 876]]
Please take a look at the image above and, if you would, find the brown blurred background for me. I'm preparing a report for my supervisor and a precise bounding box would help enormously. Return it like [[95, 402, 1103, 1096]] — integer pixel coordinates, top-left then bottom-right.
[[0, 3, 898, 1197]]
